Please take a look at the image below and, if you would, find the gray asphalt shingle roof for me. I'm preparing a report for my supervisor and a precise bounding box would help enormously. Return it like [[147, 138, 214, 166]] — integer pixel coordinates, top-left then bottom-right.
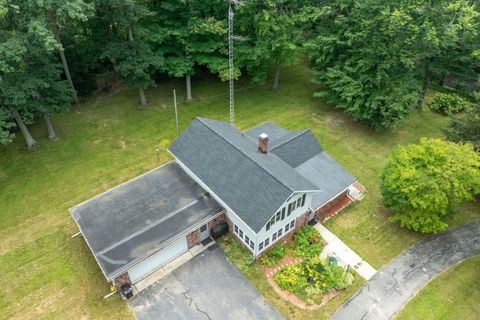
[[169, 118, 356, 233], [169, 118, 320, 233], [295, 152, 357, 210]]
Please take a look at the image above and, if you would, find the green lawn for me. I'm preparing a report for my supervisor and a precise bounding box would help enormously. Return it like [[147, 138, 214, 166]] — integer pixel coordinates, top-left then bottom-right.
[[396, 256, 480, 320], [0, 63, 478, 319]]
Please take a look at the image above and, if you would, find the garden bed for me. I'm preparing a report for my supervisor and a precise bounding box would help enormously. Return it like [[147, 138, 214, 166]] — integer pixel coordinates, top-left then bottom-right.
[[258, 226, 355, 308]]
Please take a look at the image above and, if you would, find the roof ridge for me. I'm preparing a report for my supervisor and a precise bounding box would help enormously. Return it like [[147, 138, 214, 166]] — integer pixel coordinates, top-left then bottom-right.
[[270, 129, 311, 151], [196, 118, 296, 192]]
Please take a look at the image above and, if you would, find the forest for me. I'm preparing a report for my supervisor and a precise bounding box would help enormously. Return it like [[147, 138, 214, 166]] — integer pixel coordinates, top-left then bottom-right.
[[0, 0, 479, 148]]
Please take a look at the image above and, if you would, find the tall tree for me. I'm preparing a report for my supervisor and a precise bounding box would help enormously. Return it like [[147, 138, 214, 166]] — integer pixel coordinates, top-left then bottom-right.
[[99, 0, 161, 107], [0, 1, 73, 147], [237, 0, 302, 88], [148, 0, 227, 101], [304, 1, 421, 130], [410, 1, 480, 109], [28, 0, 95, 104]]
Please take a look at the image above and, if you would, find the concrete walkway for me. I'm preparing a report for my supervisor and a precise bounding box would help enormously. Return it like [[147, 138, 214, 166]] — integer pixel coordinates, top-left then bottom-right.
[[315, 223, 377, 280], [332, 221, 480, 320]]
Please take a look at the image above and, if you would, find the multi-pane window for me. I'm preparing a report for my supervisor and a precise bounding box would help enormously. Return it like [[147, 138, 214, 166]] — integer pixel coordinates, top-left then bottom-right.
[[272, 233, 277, 241], [270, 216, 275, 226], [276, 211, 281, 222], [290, 220, 294, 229], [288, 203, 292, 215], [285, 223, 290, 232], [245, 235, 250, 244], [281, 207, 285, 220], [301, 194, 306, 207], [265, 238, 270, 246], [266, 221, 270, 231], [278, 229, 283, 238], [250, 241, 254, 250], [259, 242, 264, 250], [297, 197, 301, 207], [234, 225, 238, 234], [239, 230, 243, 239], [292, 201, 297, 212]]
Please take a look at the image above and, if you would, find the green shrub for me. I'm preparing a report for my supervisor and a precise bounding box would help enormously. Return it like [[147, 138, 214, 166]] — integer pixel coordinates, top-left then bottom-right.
[[428, 93, 471, 115], [273, 257, 354, 302], [294, 226, 324, 257], [261, 243, 288, 267]]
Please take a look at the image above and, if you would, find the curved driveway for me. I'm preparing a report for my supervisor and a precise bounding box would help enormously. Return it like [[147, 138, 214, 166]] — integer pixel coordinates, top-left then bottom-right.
[[332, 221, 480, 320]]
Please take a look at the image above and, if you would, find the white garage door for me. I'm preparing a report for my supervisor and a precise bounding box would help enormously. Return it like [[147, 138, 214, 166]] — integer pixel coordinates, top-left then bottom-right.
[[128, 236, 188, 283]]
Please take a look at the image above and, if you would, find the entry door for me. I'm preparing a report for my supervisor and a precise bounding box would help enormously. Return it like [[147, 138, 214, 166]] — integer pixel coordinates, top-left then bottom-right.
[[200, 224, 209, 241], [308, 209, 316, 222]]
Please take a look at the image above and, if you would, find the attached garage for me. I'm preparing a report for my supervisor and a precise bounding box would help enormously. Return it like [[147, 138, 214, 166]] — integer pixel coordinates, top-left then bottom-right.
[[128, 236, 188, 283], [70, 161, 223, 289]]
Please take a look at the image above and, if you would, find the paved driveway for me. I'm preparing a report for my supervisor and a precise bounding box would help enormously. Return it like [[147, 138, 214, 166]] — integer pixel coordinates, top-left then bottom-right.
[[129, 245, 283, 320], [332, 221, 480, 320]]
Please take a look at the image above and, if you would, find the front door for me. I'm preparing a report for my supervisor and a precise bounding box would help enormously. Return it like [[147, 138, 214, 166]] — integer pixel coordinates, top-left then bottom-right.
[[200, 224, 209, 241], [308, 209, 316, 222]]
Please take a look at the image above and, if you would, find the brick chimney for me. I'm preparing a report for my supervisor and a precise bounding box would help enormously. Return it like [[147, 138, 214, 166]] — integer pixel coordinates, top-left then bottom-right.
[[258, 133, 268, 153]]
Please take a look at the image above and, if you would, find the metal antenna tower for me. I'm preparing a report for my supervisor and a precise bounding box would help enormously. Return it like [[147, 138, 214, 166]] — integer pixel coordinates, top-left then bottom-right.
[[228, 1, 235, 126], [227, 1, 246, 127]]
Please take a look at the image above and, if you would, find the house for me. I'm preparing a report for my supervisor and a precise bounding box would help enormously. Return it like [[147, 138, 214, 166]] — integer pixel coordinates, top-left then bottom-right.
[[70, 117, 363, 293]]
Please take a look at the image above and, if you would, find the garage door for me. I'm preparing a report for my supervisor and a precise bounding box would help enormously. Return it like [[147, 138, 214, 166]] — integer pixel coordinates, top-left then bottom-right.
[[128, 237, 188, 283]]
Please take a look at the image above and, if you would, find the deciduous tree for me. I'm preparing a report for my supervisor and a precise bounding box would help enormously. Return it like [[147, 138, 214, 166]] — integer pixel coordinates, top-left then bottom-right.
[[148, 0, 227, 101], [99, 0, 161, 107], [381, 138, 480, 234]]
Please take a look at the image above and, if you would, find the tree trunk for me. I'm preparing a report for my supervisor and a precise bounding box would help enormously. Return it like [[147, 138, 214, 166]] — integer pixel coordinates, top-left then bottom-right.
[[273, 63, 281, 90], [49, 13, 79, 104], [43, 114, 57, 140], [417, 63, 430, 110], [138, 87, 148, 107], [11, 107, 37, 148], [128, 27, 148, 107], [186, 75, 192, 101]]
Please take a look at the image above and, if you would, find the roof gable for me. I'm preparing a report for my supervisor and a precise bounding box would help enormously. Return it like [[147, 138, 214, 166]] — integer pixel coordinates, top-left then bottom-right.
[[271, 130, 324, 168]]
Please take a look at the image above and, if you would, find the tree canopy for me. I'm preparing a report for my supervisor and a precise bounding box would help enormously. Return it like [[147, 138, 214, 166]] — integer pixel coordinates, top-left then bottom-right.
[[304, 0, 480, 130], [381, 138, 480, 234], [0, 0, 478, 147]]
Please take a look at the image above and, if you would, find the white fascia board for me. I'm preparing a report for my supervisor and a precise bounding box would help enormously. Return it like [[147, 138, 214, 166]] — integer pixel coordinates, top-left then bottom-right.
[[169, 150, 258, 236]]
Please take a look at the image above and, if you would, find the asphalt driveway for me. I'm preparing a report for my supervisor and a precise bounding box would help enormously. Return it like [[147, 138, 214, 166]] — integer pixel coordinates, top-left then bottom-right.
[[129, 244, 283, 320], [332, 221, 480, 320]]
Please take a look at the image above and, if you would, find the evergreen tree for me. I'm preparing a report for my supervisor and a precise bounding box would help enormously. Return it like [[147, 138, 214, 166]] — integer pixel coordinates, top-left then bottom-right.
[[304, 0, 480, 130], [444, 94, 480, 151]]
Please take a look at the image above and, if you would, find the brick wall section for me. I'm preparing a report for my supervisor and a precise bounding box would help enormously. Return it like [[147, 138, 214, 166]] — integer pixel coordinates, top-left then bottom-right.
[[186, 229, 200, 249], [113, 272, 132, 291], [315, 191, 352, 223], [295, 212, 309, 230], [207, 212, 226, 231]]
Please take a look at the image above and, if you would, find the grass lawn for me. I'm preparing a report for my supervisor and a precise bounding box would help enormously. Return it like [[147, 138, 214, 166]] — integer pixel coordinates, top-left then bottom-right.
[[0, 63, 479, 319], [395, 256, 480, 320]]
